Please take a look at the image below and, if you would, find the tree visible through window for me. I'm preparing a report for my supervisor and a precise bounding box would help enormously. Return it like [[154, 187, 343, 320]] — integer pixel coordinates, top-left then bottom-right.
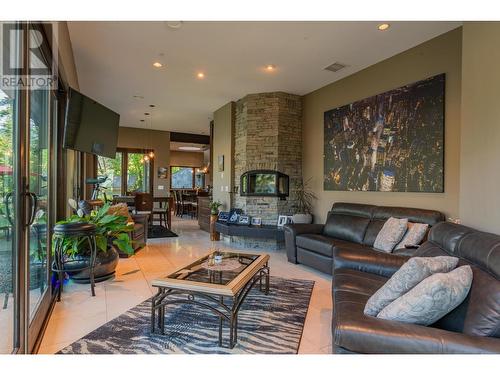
[[97, 149, 152, 197], [171, 166, 194, 189]]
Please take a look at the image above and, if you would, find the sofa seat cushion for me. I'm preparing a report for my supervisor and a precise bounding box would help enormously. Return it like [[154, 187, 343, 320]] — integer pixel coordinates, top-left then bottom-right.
[[334, 268, 387, 297], [296, 234, 337, 257], [333, 296, 500, 354], [333, 243, 410, 278]]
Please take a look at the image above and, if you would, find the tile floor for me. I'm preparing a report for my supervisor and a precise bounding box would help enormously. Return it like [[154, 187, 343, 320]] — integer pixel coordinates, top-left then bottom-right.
[[38, 217, 333, 354]]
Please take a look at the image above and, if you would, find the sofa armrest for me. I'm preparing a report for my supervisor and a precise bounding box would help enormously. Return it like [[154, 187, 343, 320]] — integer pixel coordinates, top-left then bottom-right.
[[333, 246, 409, 278], [334, 301, 500, 354], [283, 224, 324, 263], [131, 213, 149, 243]]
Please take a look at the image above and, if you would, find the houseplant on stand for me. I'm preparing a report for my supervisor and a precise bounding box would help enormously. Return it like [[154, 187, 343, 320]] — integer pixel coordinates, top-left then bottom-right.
[[208, 200, 222, 241], [53, 201, 135, 283], [292, 178, 317, 224]]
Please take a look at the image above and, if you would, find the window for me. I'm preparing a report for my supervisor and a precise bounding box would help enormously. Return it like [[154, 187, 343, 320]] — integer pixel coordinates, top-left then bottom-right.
[[97, 152, 122, 197], [127, 152, 151, 194], [171, 166, 194, 189], [96, 148, 153, 197], [170, 166, 206, 189]]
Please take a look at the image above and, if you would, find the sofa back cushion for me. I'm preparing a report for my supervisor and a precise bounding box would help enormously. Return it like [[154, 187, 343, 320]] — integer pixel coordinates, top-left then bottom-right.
[[424, 222, 500, 337], [323, 203, 374, 244], [363, 206, 445, 247]]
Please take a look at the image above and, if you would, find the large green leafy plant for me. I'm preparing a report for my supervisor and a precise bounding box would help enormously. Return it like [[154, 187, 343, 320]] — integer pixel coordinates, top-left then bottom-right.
[[53, 202, 134, 257]]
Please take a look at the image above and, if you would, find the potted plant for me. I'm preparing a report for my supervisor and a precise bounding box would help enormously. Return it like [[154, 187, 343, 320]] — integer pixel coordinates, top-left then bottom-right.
[[208, 200, 222, 241], [53, 201, 134, 283], [292, 178, 317, 224]]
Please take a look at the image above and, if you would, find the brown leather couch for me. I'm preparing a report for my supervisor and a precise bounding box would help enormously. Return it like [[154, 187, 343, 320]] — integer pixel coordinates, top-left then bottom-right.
[[332, 221, 500, 353], [284, 202, 445, 274]]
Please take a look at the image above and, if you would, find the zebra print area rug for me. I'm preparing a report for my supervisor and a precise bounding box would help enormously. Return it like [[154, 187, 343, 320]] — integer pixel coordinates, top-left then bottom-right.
[[59, 276, 314, 354]]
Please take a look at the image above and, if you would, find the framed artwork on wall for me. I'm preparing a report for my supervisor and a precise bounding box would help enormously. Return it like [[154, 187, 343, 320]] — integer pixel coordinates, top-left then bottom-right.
[[218, 155, 224, 172], [157, 167, 168, 179], [323, 73, 445, 193]]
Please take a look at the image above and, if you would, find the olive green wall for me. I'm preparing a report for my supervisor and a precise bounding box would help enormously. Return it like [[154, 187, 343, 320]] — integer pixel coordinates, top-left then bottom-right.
[[117, 127, 170, 197], [212, 102, 235, 210], [459, 22, 500, 234], [302, 28, 462, 223]]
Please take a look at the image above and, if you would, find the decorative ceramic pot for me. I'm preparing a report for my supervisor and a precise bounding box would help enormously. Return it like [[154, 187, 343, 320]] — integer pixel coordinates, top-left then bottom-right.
[[292, 213, 313, 224], [210, 214, 220, 241], [65, 245, 120, 284]]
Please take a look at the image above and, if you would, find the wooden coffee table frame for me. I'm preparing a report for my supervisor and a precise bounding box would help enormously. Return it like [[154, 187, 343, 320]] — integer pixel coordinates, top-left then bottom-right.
[[151, 250, 270, 349]]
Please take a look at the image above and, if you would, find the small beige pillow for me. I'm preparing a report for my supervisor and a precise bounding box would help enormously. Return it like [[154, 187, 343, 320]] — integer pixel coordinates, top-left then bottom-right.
[[107, 203, 134, 224], [373, 217, 408, 252], [395, 222, 429, 249]]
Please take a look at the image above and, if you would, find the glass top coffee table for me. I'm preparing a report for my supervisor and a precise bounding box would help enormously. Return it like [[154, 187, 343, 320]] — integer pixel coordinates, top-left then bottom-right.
[[151, 250, 270, 349]]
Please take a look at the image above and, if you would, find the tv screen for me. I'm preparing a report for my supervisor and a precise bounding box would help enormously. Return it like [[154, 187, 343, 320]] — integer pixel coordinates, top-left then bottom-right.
[[63, 87, 120, 158]]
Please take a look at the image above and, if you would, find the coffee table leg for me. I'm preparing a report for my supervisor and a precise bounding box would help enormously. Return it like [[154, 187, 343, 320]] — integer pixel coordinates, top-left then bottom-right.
[[265, 265, 270, 295], [218, 296, 223, 347]]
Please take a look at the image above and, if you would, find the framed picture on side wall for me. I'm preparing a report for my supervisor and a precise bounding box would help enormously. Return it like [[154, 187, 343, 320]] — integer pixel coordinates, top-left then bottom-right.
[[218, 155, 224, 172], [157, 167, 168, 179]]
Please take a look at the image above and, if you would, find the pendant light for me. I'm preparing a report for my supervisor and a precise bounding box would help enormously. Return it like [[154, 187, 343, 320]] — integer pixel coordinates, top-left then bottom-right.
[[148, 105, 155, 159]]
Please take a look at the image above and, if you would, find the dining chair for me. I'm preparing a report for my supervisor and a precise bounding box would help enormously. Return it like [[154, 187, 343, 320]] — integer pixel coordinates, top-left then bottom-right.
[[152, 198, 169, 228], [134, 192, 153, 225]]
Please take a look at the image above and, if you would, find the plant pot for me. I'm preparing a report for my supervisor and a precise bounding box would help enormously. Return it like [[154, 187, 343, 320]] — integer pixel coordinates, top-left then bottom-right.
[[64, 245, 119, 284], [292, 213, 313, 224], [210, 214, 220, 241]]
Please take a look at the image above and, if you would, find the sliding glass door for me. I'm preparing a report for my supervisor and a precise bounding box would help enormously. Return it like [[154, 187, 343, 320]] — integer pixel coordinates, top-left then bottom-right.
[[0, 22, 57, 353]]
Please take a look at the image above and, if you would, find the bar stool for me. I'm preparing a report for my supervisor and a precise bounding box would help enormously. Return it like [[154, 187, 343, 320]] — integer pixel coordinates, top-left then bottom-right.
[[52, 222, 98, 301]]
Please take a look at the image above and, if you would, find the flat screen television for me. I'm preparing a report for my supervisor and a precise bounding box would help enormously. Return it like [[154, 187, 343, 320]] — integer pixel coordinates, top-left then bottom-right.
[[63, 87, 120, 158]]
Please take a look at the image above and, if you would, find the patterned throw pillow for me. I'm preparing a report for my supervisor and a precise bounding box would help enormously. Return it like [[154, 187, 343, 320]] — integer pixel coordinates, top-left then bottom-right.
[[395, 222, 429, 250], [364, 256, 459, 316], [373, 217, 409, 252], [377, 265, 473, 326], [107, 203, 134, 224]]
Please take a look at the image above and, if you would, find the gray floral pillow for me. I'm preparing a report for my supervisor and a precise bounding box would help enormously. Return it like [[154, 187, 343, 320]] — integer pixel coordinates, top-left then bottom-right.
[[373, 217, 409, 252], [395, 223, 429, 249], [377, 265, 473, 326], [364, 256, 459, 316]]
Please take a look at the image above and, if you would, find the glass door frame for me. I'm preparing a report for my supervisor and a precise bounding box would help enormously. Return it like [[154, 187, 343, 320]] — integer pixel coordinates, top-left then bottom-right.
[[7, 22, 58, 354]]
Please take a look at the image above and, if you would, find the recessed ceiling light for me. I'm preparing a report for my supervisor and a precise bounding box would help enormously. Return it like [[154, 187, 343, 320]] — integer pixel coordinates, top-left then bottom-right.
[[140, 119, 145, 122], [144, 112, 150, 116], [265, 64, 276, 71], [153, 62, 163, 68], [197, 72, 205, 79], [166, 21, 183, 30], [378, 23, 390, 31], [149, 104, 155, 108], [133, 95, 144, 99], [179, 146, 202, 151]]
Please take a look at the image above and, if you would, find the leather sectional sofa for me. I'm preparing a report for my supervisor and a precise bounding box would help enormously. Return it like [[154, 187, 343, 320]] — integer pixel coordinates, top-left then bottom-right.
[[284, 202, 500, 353], [333, 221, 500, 353], [284, 202, 445, 274]]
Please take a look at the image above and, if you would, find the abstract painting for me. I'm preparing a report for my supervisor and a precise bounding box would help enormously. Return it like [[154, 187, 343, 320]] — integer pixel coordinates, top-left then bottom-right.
[[324, 73, 445, 192]]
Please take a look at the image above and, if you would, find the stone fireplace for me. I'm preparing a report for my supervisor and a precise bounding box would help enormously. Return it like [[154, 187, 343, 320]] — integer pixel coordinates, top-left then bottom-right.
[[227, 92, 302, 249]]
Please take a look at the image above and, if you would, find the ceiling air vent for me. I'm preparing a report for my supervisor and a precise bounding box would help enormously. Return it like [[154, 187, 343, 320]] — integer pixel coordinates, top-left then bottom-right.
[[324, 62, 347, 73]]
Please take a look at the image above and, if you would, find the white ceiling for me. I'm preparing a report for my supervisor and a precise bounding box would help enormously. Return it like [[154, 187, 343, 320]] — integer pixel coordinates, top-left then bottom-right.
[[67, 21, 461, 135]]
